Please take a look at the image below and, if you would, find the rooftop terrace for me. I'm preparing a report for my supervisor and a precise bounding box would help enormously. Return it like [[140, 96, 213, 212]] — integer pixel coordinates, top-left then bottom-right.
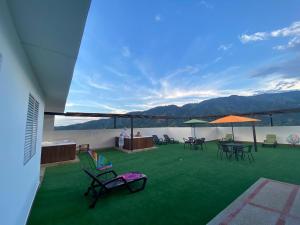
[[28, 142, 300, 225]]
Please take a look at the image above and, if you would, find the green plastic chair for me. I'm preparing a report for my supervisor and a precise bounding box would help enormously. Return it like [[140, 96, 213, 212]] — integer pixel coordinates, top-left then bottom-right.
[[262, 134, 277, 148]]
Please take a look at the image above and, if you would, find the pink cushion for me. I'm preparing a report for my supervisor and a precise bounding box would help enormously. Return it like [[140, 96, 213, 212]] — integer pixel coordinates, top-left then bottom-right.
[[119, 172, 146, 181]]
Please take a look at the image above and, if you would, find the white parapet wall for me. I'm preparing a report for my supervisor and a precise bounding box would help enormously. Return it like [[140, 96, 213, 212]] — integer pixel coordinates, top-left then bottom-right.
[[44, 126, 219, 149], [43, 126, 300, 149], [44, 129, 121, 149], [214, 126, 300, 144]]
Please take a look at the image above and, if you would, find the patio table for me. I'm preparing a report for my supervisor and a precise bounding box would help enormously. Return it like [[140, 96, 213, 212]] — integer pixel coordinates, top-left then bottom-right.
[[224, 142, 250, 160]]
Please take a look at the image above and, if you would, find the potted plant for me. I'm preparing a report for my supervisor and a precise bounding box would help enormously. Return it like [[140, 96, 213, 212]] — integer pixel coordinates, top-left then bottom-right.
[[286, 134, 300, 147]]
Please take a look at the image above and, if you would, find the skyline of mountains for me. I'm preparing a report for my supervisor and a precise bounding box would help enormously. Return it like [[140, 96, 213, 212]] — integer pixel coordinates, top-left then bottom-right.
[[57, 91, 300, 130]]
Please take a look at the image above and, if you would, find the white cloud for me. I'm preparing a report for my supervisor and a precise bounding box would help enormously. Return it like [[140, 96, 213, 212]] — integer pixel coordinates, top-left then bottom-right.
[[250, 55, 300, 78], [198, 0, 213, 9], [156, 77, 300, 103], [97, 104, 128, 114], [214, 57, 222, 63], [164, 65, 200, 80], [125, 98, 204, 110], [149, 66, 241, 106], [86, 77, 111, 90], [66, 102, 77, 107], [161, 88, 220, 100], [154, 14, 161, 22], [134, 60, 158, 85], [121, 46, 131, 58], [69, 89, 90, 94], [54, 116, 100, 127], [257, 75, 300, 92], [125, 86, 260, 111], [218, 43, 233, 51], [156, 79, 223, 102], [271, 21, 300, 37], [65, 99, 127, 112], [104, 66, 129, 77], [273, 37, 300, 50], [239, 21, 300, 49], [240, 32, 268, 43]]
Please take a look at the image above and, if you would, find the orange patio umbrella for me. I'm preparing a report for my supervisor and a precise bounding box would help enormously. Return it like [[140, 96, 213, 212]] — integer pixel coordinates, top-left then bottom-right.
[[210, 115, 260, 151], [209, 115, 260, 124]]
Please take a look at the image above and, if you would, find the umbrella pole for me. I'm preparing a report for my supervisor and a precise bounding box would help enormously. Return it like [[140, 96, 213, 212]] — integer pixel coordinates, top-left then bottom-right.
[[252, 123, 258, 152], [231, 123, 234, 141]]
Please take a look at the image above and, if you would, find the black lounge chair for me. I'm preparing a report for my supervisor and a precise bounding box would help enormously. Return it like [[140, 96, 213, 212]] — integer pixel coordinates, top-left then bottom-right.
[[83, 169, 147, 208], [163, 134, 179, 144], [152, 135, 166, 145]]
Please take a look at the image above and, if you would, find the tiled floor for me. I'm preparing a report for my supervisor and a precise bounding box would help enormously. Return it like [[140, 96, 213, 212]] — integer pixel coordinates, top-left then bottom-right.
[[208, 178, 300, 225]]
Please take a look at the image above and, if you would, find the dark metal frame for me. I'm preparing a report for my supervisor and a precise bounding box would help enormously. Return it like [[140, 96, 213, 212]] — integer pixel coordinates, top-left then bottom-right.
[[44, 107, 300, 120], [183, 137, 194, 149], [163, 134, 178, 144], [152, 135, 167, 145], [219, 143, 233, 160], [240, 145, 255, 162], [190, 138, 205, 150]]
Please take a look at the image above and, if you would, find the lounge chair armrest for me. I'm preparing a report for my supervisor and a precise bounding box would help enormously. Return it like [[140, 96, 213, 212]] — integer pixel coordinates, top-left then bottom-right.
[[96, 170, 117, 178]]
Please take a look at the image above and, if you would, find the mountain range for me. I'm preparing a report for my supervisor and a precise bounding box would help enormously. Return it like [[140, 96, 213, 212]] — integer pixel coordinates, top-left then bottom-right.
[[56, 91, 300, 130]]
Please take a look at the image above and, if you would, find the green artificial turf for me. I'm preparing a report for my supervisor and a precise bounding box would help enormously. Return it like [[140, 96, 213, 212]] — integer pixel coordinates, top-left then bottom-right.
[[28, 142, 300, 225]]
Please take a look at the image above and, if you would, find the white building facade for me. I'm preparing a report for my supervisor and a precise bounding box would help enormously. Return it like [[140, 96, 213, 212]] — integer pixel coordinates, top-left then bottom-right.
[[0, 1, 90, 224]]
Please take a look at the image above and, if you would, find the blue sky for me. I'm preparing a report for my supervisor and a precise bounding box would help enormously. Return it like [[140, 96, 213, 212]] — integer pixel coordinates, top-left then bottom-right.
[[57, 0, 300, 125]]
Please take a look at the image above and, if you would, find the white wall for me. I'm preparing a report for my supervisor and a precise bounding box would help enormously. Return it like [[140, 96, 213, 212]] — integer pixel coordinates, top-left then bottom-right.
[[43, 127, 215, 149], [194, 127, 220, 141], [43, 126, 300, 149], [216, 126, 300, 144], [44, 129, 121, 149], [43, 115, 55, 132], [44, 127, 193, 149], [0, 2, 45, 225]]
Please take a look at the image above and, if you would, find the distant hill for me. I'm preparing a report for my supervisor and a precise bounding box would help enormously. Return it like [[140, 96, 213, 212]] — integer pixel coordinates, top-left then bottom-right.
[[56, 91, 300, 130]]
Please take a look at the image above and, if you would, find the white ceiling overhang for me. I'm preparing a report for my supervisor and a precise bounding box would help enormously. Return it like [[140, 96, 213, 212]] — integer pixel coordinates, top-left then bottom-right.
[[7, 0, 91, 112]]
